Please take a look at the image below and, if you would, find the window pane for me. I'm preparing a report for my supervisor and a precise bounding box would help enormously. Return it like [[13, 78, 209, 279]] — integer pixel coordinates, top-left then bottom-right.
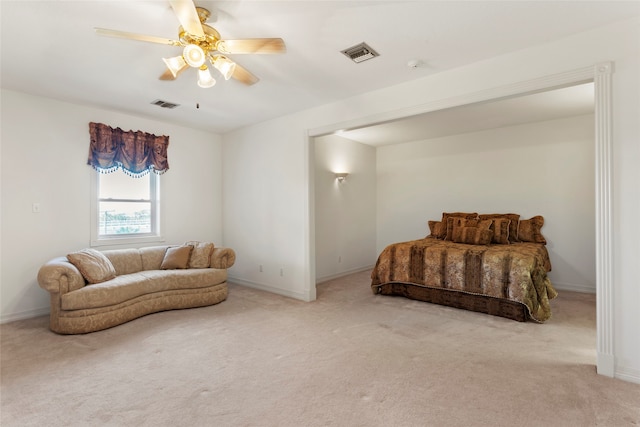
[[99, 172, 150, 200], [99, 201, 151, 235]]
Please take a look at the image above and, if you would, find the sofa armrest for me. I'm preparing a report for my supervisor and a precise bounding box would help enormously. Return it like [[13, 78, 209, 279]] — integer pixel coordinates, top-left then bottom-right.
[[210, 248, 236, 269], [37, 257, 86, 295]]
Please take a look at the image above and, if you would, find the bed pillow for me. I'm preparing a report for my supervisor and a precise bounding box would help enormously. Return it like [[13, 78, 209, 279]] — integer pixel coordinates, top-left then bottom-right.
[[161, 245, 193, 270], [489, 218, 511, 244], [479, 213, 520, 242], [445, 218, 492, 241], [184, 241, 215, 268], [517, 215, 547, 244], [427, 220, 444, 239], [445, 217, 480, 240], [67, 248, 117, 284], [451, 226, 494, 245], [439, 212, 478, 239]]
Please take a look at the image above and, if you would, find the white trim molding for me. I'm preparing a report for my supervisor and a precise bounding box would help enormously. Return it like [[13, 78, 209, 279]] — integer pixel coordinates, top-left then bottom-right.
[[594, 61, 615, 377], [228, 276, 314, 302]]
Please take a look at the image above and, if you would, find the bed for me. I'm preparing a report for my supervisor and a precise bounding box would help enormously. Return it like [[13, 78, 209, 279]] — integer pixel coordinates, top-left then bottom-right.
[[371, 212, 558, 322]]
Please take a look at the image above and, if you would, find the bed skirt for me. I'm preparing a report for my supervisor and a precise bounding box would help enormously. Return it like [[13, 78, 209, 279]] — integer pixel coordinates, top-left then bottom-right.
[[373, 282, 528, 322]]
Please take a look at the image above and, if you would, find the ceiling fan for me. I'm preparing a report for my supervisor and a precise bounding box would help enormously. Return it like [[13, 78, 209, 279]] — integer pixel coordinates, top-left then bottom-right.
[[95, 0, 286, 88]]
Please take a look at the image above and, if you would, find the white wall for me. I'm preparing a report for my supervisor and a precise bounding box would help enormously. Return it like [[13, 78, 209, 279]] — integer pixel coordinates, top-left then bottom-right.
[[0, 89, 223, 322], [314, 135, 376, 282], [377, 114, 595, 292], [222, 18, 639, 382]]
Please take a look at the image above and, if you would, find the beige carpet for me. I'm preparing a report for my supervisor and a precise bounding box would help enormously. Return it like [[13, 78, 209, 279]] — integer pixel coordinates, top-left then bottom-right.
[[1, 270, 639, 426]]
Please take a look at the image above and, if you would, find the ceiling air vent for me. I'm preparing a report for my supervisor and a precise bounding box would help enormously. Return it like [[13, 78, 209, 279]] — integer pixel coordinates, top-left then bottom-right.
[[151, 99, 180, 109], [341, 42, 379, 63]]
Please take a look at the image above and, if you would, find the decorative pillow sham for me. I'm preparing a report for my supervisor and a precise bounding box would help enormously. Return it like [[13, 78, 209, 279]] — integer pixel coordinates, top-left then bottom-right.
[[184, 241, 215, 268], [451, 226, 494, 245], [67, 248, 117, 284], [489, 218, 511, 244], [427, 221, 444, 239], [445, 218, 492, 241], [517, 215, 547, 244], [439, 212, 478, 239], [444, 217, 478, 240], [161, 245, 193, 270], [478, 213, 520, 242]]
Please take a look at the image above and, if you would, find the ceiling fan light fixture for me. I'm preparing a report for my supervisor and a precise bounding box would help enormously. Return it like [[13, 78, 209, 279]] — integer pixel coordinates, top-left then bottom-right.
[[212, 55, 236, 80], [162, 55, 188, 78], [197, 65, 216, 88], [183, 44, 206, 68]]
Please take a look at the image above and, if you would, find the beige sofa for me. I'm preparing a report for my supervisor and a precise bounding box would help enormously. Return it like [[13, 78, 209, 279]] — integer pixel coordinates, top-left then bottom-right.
[[37, 243, 235, 334]]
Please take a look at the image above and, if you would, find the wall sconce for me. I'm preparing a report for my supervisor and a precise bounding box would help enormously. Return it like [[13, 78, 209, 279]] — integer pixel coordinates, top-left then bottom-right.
[[335, 173, 349, 183]]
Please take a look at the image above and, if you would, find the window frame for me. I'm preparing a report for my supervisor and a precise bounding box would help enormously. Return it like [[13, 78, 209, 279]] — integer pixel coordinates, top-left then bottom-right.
[[90, 170, 164, 247]]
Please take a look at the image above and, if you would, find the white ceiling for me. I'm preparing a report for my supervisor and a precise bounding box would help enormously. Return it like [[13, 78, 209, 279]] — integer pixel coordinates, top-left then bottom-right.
[[1, 1, 638, 136], [337, 82, 595, 146]]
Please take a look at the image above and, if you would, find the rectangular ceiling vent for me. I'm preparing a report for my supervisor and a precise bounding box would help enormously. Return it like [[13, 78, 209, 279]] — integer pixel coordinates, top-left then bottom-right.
[[151, 99, 180, 109], [341, 42, 379, 64]]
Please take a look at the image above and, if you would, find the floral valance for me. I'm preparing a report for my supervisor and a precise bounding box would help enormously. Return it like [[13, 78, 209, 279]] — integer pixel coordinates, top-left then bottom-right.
[[88, 122, 169, 176]]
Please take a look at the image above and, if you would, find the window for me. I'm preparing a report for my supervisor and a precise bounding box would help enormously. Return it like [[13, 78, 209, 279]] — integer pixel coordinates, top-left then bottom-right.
[[91, 170, 162, 246]]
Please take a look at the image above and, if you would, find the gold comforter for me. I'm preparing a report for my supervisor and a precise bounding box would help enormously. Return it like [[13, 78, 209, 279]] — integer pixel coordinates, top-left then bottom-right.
[[371, 238, 558, 322]]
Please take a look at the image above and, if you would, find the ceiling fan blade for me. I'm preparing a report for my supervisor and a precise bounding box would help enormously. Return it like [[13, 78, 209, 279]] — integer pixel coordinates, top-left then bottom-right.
[[95, 28, 181, 46], [169, 0, 204, 37], [230, 63, 259, 86], [159, 69, 177, 81], [217, 38, 286, 54]]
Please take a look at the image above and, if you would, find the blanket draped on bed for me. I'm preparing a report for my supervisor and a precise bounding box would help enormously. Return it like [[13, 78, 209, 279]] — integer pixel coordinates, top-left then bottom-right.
[[371, 238, 558, 322]]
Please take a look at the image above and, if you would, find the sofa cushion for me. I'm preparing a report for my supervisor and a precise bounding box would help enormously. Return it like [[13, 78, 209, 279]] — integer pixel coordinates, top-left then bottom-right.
[[161, 246, 193, 269], [139, 246, 168, 271], [103, 249, 143, 276], [61, 268, 228, 310], [67, 249, 116, 284], [185, 241, 215, 268]]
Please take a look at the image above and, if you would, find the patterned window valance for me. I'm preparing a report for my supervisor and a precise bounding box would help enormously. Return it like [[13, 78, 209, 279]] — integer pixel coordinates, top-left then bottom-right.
[[88, 122, 169, 176]]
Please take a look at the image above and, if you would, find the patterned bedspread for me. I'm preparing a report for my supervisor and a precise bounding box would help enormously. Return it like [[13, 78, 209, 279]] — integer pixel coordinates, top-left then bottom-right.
[[371, 238, 558, 322]]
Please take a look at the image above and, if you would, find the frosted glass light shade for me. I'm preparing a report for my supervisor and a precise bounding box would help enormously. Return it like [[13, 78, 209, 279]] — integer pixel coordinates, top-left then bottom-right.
[[183, 44, 205, 68], [162, 56, 188, 78], [212, 56, 236, 80], [197, 66, 216, 88]]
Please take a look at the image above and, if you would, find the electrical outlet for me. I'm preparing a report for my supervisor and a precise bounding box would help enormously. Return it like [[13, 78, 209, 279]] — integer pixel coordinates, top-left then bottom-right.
[[280, 267, 284, 277], [338, 256, 342, 263], [259, 264, 263, 273], [32, 203, 41, 213]]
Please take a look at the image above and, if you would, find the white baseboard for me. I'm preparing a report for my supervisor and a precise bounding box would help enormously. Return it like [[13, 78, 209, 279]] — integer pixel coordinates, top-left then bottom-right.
[[0, 307, 49, 324], [316, 265, 374, 285], [552, 281, 596, 294], [227, 276, 313, 302], [616, 366, 640, 385]]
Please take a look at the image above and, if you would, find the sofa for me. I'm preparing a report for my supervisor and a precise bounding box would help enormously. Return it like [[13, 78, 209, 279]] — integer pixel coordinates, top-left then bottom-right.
[[37, 242, 235, 334]]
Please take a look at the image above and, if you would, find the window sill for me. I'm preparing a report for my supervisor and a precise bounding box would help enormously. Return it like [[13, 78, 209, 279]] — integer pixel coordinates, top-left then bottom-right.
[[91, 235, 165, 248]]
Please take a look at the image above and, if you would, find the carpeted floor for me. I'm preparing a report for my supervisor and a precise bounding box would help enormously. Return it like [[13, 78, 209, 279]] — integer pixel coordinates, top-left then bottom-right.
[[1, 270, 639, 426]]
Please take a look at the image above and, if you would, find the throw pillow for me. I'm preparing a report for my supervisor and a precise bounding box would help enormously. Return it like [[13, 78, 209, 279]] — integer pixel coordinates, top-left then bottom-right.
[[161, 245, 193, 270], [445, 217, 478, 240], [445, 218, 491, 241], [427, 221, 444, 239], [184, 241, 215, 268], [517, 215, 547, 244], [479, 213, 520, 242], [439, 212, 478, 239], [67, 248, 117, 284], [451, 226, 494, 245], [489, 218, 511, 244]]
